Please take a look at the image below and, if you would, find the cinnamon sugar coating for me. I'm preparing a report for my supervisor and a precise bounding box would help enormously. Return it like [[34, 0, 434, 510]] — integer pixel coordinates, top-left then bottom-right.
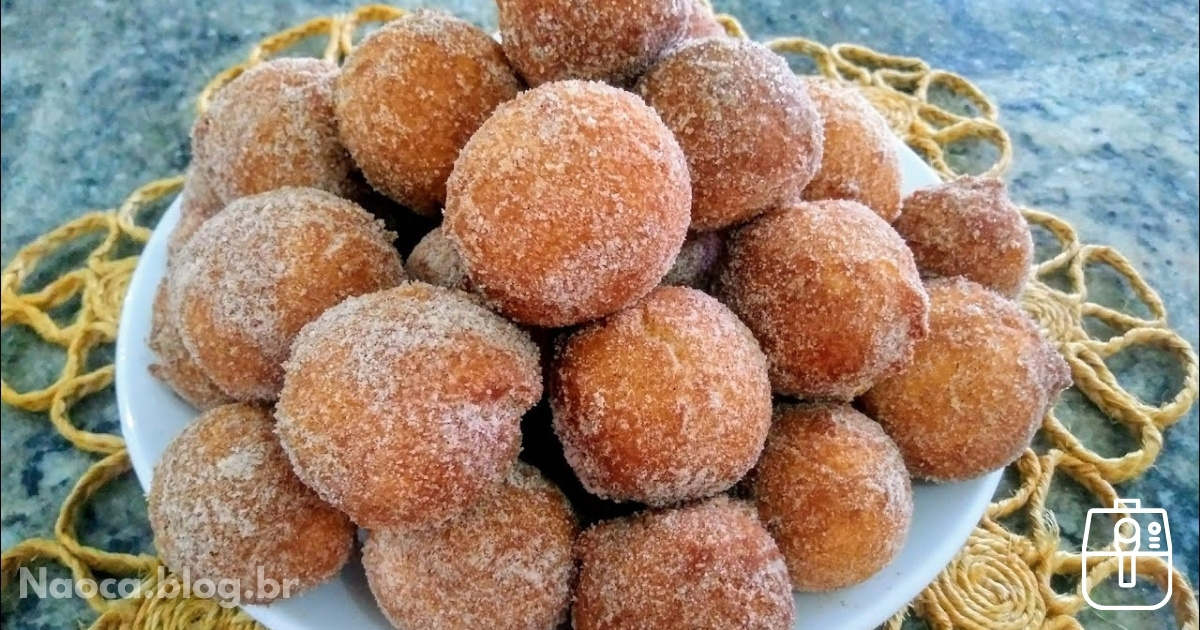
[[860, 278, 1071, 481]]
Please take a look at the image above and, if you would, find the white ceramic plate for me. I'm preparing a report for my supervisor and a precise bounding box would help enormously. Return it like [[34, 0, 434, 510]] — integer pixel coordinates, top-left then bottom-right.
[[116, 139, 1003, 630]]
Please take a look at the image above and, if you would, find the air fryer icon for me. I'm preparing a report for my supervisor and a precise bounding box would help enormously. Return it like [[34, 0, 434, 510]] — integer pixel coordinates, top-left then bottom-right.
[[1082, 498, 1173, 611]]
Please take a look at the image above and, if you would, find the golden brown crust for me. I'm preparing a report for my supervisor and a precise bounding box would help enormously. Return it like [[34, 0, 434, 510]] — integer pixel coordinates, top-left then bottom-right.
[[860, 278, 1072, 481], [637, 38, 824, 231], [573, 497, 794, 630], [444, 81, 690, 327], [166, 168, 225, 264], [497, 0, 690, 86], [168, 187, 404, 401], [713, 199, 929, 400], [800, 78, 903, 222], [751, 403, 913, 591], [148, 281, 233, 411], [551, 286, 772, 505], [363, 464, 577, 630], [275, 283, 543, 529], [191, 58, 354, 204], [148, 403, 355, 604], [337, 10, 521, 214], [892, 176, 1034, 298]]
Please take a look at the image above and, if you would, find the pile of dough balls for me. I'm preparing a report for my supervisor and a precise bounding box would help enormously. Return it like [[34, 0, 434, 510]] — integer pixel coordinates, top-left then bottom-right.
[[147, 4, 1071, 629]]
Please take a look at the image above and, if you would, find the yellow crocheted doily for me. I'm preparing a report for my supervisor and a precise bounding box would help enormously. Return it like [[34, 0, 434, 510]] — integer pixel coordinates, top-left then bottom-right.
[[2, 4, 1197, 629]]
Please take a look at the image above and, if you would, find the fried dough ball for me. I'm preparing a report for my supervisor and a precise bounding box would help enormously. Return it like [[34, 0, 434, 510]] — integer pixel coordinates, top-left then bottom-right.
[[191, 58, 354, 203], [148, 281, 232, 411], [861, 278, 1070, 481], [363, 463, 577, 630], [406, 227, 471, 291], [893, 176, 1035, 298], [800, 78, 903, 222], [682, 0, 727, 40], [714, 199, 928, 400], [166, 167, 224, 263], [337, 10, 522, 214], [752, 403, 913, 591], [573, 497, 794, 630], [444, 81, 690, 327], [168, 187, 404, 401], [497, 0, 690, 86], [552, 287, 771, 505], [637, 38, 823, 231], [661, 231, 723, 290], [148, 403, 355, 604], [276, 283, 543, 529], [864, 277, 1070, 480]]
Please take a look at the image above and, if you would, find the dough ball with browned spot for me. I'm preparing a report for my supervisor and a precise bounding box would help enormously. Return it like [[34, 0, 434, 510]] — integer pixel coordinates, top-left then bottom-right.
[[148, 403, 355, 605], [713, 199, 928, 400], [363, 464, 577, 630], [800, 78, 903, 222], [276, 282, 543, 529], [337, 10, 522, 214], [637, 38, 823, 231], [861, 277, 1071, 481], [752, 403, 912, 591], [191, 58, 355, 204], [168, 187, 404, 401], [497, 0, 690, 86], [893, 176, 1034, 298], [551, 286, 771, 505], [444, 80, 690, 327], [573, 497, 794, 630]]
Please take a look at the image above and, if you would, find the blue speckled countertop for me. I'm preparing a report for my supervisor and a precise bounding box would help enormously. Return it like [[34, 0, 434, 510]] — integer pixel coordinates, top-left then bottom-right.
[[2, 1, 1197, 629]]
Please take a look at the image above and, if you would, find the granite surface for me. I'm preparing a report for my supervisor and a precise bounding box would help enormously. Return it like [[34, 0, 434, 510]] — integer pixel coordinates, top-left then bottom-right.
[[2, 1, 1197, 629]]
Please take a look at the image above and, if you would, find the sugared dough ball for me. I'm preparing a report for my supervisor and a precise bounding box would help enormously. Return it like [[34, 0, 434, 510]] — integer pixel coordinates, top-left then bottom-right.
[[861, 278, 1071, 481], [276, 283, 543, 529], [167, 167, 224, 262], [714, 199, 928, 400], [661, 231, 723, 289], [191, 58, 354, 203], [444, 81, 690, 327], [893, 176, 1034, 298], [751, 403, 913, 591], [169, 187, 404, 401], [497, 0, 690, 86], [573, 498, 794, 630], [337, 11, 522, 214], [637, 38, 823, 231], [363, 464, 577, 630], [148, 403, 354, 604], [682, 0, 727, 40], [800, 78, 903, 222], [148, 281, 232, 411], [407, 227, 471, 291], [552, 287, 771, 505]]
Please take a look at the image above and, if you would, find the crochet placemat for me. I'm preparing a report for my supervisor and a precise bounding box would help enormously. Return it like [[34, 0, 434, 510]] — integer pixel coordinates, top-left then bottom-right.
[[1, 4, 1197, 629]]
